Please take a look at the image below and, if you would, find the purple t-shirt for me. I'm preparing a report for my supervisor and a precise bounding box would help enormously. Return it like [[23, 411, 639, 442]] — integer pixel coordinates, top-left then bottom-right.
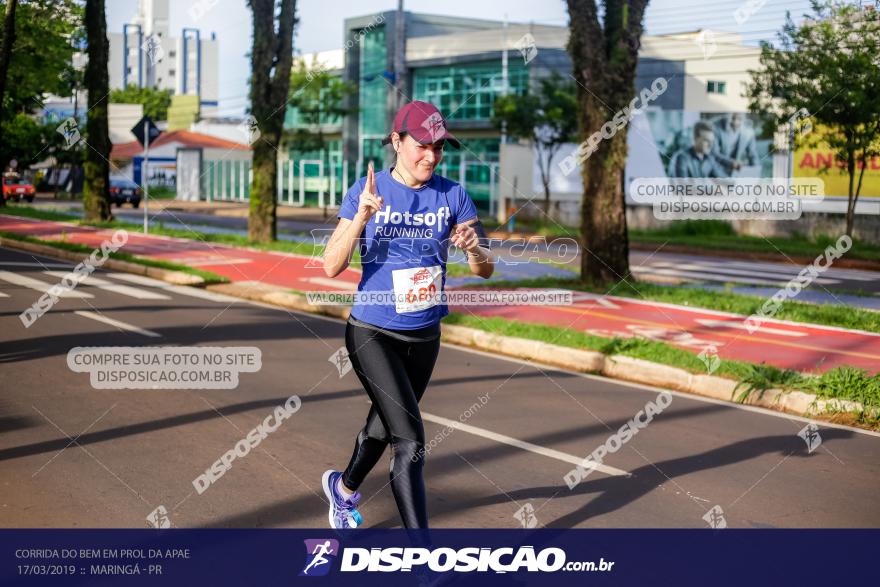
[[337, 168, 478, 329]]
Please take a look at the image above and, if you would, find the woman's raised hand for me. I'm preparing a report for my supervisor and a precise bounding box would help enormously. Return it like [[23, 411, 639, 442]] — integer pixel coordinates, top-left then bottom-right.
[[356, 162, 384, 223]]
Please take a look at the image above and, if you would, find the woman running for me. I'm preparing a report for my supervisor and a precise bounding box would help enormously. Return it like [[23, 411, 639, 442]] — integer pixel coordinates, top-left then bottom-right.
[[321, 101, 495, 529]]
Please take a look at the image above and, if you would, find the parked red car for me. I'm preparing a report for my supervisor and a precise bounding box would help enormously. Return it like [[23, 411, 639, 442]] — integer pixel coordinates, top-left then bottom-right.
[[2, 174, 36, 203]]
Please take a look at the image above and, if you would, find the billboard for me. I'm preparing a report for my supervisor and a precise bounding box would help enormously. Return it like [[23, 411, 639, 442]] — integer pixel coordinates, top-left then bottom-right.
[[793, 125, 880, 198], [623, 110, 827, 220], [625, 110, 775, 191]]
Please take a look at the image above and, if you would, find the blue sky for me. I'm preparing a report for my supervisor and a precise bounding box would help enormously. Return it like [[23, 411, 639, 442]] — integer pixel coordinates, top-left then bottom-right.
[[107, 0, 817, 116]]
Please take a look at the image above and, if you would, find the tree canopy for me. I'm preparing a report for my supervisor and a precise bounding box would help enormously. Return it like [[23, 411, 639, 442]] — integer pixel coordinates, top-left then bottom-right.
[[493, 72, 577, 213], [110, 84, 173, 121], [0, 0, 81, 116], [285, 56, 357, 155], [748, 0, 880, 236]]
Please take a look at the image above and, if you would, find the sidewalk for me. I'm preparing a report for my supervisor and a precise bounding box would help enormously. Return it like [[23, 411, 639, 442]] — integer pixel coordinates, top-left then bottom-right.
[[1, 213, 878, 374]]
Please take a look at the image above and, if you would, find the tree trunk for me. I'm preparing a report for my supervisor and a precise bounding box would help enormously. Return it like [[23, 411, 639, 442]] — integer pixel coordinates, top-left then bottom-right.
[[249, 138, 278, 241], [543, 145, 563, 225], [845, 150, 856, 237], [848, 152, 869, 239], [543, 179, 552, 217], [538, 146, 551, 216], [582, 127, 629, 281], [83, 0, 111, 222], [845, 200, 855, 237], [0, 0, 18, 172], [247, 0, 297, 243], [566, 0, 647, 284]]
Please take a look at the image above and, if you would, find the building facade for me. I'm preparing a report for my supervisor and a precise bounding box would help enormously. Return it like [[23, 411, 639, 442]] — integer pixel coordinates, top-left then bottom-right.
[[288, 11, 762, 215], [109, 0, 219, 117]]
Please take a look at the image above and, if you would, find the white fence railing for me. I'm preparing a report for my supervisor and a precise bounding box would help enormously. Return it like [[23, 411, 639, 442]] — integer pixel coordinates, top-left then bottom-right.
[[200, 157, 498, 213]]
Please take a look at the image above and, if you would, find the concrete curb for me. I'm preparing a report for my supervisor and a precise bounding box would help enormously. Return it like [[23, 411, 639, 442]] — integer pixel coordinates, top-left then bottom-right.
[[440, 324, 870, 419], [440, 323, 606, 372], [0, 235, 206, 286]]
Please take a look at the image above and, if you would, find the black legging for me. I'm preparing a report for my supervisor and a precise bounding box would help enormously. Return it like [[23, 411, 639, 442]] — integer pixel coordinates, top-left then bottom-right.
[[341, 318, 441, 529]]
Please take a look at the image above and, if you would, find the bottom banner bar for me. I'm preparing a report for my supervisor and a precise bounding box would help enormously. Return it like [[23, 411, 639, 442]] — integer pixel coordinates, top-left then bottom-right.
[[2, 529, 876, 586]]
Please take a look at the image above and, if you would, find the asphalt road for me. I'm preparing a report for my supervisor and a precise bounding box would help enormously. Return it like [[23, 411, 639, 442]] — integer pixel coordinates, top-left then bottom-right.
[[1, 245, 879, 529]]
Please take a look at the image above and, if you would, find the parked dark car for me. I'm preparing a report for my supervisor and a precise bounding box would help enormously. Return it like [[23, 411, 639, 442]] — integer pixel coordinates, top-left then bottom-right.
[[109, 177, 142, 208]]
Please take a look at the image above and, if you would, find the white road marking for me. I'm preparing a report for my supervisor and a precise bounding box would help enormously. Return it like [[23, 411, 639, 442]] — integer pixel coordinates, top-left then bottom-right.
[[570, 292, 621, 309], [73, 310, 161, 337], [633, 266, 783, 286], [105, 273, 242, 303], [698, 259, 878, 282], [304, 277, 358, 290], [597, 297, 620, 309], [632, 253, 879, 282], [633, 265, 840, 286], [172, 257, 253, 267], [695, 318, 809, 338], [421, 412, 630, 477], [0, 261, 73, 268], [43, 271, 171, 300], [652, 261, 842, 284], [0, 271, 93, 298]]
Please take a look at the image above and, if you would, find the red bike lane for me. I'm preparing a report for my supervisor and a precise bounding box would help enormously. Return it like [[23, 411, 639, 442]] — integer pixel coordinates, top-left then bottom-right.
[[0, 215, 361, 292], [450, 290, 880, 373], [2, 214, 877, 373]]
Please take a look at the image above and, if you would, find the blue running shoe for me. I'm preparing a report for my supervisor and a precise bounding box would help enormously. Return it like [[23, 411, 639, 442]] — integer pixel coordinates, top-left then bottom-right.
[[322, 470, 363, 529]]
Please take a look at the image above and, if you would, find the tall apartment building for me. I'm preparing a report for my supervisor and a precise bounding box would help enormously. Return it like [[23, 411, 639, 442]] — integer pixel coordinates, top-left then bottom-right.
[[108, 0, 219, 117]]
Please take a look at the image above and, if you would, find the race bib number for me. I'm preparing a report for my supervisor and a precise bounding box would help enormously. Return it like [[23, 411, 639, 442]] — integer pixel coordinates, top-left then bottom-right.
[[391, 265, 443, 314]]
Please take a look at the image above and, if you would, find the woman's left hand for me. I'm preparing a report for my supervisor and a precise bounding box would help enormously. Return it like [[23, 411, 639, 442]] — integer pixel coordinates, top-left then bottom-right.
[[450, 222, 480, 252]]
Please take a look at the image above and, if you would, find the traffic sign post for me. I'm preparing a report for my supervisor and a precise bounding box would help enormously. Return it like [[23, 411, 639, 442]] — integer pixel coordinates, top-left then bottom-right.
[[143, 119, 150, 234], [131, 116, 162, 235]]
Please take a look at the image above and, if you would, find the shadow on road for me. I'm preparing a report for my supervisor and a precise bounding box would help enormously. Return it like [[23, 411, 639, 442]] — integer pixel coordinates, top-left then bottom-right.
[[194, 403, 730, 528], [365, 429, 854, 530]]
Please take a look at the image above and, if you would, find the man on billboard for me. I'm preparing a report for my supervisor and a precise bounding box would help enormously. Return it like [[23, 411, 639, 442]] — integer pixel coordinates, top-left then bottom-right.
[[712, 113, 759, 174], [667, 121, 728, 178]]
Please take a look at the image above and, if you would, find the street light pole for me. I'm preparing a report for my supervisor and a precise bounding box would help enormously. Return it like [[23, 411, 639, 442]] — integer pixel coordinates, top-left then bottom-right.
[[499, 15, 509, 224], [395, 0, 406, 111], [143, 119, 149, 234]]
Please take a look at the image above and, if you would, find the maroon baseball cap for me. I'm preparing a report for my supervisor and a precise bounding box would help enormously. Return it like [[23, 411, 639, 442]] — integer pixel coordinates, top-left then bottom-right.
[[381, 101, 461, 149]]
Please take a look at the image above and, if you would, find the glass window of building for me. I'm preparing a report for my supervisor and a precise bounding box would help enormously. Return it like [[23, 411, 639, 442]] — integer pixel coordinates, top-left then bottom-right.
[[706, 80, 726, 94], [413, 61, 528, 122]]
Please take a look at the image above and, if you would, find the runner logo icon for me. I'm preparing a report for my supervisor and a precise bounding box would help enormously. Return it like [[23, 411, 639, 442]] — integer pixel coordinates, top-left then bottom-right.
[[300, 538, 339, 577]]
